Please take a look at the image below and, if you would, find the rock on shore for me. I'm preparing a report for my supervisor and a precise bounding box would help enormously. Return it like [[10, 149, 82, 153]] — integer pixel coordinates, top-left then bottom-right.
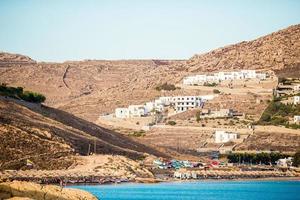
[[0, 181, 98, 200]]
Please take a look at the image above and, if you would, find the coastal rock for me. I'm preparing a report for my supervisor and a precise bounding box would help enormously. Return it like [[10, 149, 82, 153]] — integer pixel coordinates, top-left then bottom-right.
[[0, 181, 98, 200]]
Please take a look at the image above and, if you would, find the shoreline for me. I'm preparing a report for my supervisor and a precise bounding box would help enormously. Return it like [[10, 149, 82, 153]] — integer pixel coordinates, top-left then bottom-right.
[[1, 174, 299, 187]]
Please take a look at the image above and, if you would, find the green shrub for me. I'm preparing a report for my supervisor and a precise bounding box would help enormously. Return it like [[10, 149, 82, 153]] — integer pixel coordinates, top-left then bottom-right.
[[213, 89, 221, 94], [195, 111, 201, 123], [204, 82, 218, 87], [155, 82, 177, 91], [293, 150, 300, 167], [167, 121, 176, 126], [227, 152, 290, 165], [128, 130, 145, 137], [0, 83, 46, 103]]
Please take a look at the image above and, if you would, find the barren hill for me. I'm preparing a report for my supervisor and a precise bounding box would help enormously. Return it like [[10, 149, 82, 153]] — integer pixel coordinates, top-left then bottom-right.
[[0, 52, 36, 66], [0, 59, 186, 121], [185, 24, 300, 76], [0, 97, 166, 170], [0, 24, 300, 122]]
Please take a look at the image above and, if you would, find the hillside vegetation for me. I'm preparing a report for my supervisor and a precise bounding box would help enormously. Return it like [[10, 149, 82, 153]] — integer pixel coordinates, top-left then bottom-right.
[[0, 83, 46, 103]]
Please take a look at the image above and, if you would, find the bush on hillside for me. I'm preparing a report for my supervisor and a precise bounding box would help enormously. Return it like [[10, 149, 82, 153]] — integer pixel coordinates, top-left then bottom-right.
[[227, 152, 290, 165], [293, 150, 300, 167], [213, 89, 221, 94], [204, 82, 218, 87], [155, 82, 177, 91], [0, 83, 46, 103], [258, 100, 300, 128], [167, 121, 176, 126]]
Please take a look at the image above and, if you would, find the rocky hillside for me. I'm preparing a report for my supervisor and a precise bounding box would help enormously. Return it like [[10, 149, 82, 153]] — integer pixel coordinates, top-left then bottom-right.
[[0, 52, 36, 66], [0, 97, 166, 170], [185, 24, 300, 76], [0, 59, 185, 121], [0, 24, 299, 122]]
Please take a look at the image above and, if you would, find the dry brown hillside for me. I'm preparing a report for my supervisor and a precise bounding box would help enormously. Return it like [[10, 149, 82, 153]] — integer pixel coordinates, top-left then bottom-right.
[[185, 24, 300, 76], [0, 52, 36, 66], [0, 24, 299, 123], [0, 97, 166, 170], [0, 59, 186, 122]]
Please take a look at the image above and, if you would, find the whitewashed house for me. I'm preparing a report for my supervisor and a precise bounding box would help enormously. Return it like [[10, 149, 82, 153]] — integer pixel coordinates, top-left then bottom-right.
[[294, 84, 300, 92], [144, 102, 155, 113], [115, 108, 130, 118], [172, 96, 203, 113], [213, 109, 234, 118], [215, 130, 238, 143], [294, 115, 300, 124], [128, 105, 146, 117], [256, 72, 267, 80], [294, 96, 300, 105], [276, 157, 293, 167]]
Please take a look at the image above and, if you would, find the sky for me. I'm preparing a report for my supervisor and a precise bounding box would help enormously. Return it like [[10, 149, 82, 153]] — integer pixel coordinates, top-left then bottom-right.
[[0, 0, 300, 62]]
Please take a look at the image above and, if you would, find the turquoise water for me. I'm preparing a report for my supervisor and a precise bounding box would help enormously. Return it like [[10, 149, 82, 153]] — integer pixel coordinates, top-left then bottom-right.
[[70, 180, 300, 200]]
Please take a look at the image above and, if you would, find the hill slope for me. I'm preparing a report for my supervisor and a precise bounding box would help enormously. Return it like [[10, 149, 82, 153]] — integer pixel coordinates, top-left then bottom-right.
[[0, 52, 36, 66], [0, 97, 166, 170], [185, 24, 300, 76], [0, 24, 299, 122]]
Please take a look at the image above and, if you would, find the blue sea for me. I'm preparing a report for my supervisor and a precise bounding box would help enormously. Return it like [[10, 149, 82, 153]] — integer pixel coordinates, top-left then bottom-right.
[[70, 180, 300, 200]]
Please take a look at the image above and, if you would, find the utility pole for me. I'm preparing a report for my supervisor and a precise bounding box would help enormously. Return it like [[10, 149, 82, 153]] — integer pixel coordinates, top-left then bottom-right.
[[94, 140, 97, 154], [87, 144, 91, 156]]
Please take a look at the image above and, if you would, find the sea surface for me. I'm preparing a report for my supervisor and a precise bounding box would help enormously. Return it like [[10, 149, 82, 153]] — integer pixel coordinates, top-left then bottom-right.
[[70, 180, 300, 200]]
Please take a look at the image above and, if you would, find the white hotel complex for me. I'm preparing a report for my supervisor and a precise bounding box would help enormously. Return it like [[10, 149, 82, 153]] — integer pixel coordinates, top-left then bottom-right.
[[115, 95, 215, 118], [183, 70, 266, 85]]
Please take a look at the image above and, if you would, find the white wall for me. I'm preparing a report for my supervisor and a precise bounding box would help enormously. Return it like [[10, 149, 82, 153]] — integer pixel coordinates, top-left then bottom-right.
[[294, 96, 300, 105], [115, 108, 129, 118], [215, 130, 238, 143]]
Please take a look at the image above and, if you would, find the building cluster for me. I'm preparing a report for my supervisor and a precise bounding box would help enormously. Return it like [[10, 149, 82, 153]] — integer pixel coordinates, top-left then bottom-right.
[[183, 70, 267, 85], [115, 95, 215, 118], [214, 130, 238, 143]]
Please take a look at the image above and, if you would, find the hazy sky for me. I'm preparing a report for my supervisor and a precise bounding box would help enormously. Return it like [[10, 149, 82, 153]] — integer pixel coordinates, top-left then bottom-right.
[[1, 0, 300, 62]]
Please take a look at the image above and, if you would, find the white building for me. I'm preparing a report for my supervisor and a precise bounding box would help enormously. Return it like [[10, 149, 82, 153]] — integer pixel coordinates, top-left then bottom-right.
[[171, 96, 203, 113], [215, 130, 238, 143], [183, 70, 266, 85], [128, 105, 146, 117], [212, 109, 234, 118], [294, 84, 300, 92], [115, 108, 130, 118], [276, 157, 293, 167], [294, 96, 300, 105], [294, 115, 300, 124]]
